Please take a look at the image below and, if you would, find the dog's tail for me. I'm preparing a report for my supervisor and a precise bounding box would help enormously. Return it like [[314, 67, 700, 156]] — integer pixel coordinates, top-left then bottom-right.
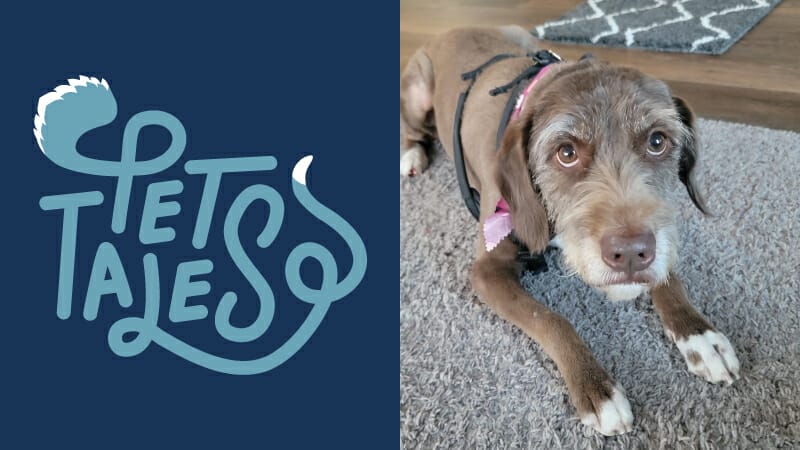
[[33, 75, 117, 167], [498, 25, 540, 53]]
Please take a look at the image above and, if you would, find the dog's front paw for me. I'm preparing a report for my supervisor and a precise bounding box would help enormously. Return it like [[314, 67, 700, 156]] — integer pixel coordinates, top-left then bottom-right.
[[400, 144, 428, 177], [673, 330, 740, 385], [576, 383, 633, 436]]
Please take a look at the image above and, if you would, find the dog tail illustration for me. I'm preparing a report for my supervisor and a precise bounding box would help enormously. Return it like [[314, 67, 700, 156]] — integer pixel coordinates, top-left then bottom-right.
[[287, 156, 368, 304], [33, 75, 117, 160]]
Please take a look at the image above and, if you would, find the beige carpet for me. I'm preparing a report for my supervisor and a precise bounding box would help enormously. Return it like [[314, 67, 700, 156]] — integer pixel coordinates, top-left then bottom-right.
[[400, 119, 800, 448]]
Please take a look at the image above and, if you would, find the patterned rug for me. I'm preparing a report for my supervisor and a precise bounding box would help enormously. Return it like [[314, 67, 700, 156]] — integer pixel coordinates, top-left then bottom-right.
[[400, 119, 800, 448], [533, 0, 782, 55]]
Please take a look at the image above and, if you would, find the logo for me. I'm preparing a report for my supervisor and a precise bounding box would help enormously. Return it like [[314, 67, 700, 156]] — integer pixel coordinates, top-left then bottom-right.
[[33, 75, 368, 374]]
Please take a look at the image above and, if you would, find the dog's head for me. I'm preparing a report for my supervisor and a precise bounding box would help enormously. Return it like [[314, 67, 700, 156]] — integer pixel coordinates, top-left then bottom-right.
[[496, 59, 705, 301]]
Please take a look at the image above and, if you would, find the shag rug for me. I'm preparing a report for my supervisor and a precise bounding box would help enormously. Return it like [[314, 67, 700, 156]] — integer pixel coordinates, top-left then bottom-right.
[[400, 119, 800, 448], [533, 0, 782, 55]]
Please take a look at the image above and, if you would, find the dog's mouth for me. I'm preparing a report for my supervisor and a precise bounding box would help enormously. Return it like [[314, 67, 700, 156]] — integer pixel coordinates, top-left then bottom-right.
[[590, 270, 663, 301], [598, 270, 655, 287], [595, 282, 649, 302]]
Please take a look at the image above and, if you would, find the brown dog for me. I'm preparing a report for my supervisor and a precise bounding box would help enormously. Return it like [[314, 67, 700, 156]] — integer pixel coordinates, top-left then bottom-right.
[[400, 26, 740, 435]]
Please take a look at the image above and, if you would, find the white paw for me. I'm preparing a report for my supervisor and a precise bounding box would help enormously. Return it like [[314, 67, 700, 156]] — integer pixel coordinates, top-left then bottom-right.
[[580, 385, 634, 436], [400, 144, 428, 177], [674, 330, 740, 385]]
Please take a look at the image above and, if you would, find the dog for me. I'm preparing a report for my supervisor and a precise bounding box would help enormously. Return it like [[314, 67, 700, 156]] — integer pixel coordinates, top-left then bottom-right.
[[400, 26, 740, 436]]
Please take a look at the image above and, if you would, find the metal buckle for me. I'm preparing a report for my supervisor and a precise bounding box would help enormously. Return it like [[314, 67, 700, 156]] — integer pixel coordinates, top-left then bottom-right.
[[531, 49, 562, 65], [511, 233, 550, 274], [547, 50, 563, 61], [518, 250, 549, 274]]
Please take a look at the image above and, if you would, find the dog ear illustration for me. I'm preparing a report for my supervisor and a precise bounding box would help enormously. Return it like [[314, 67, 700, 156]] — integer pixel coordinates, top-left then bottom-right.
[[494, 118, 550, 253], [673, 96, 708, 215]]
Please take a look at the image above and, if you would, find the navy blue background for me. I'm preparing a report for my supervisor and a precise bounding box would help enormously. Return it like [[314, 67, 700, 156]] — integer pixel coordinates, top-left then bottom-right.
[[1, 3, 396, 447]]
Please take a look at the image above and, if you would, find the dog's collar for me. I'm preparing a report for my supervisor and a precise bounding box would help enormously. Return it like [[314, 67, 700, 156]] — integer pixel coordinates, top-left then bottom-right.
[[485, 54, 558, 254], [510, 63, 554, 122], [484, 198, 512, 252]]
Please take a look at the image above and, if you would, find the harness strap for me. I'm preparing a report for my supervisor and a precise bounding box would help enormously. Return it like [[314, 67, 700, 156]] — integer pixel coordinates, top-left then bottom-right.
[[490, 64, 543, 96], [460, 53, 517, 81], [453, 53, 518, 221], [495, 79, 528, 151], [453, 88, 482, 220], [451, 50, 560, 273]]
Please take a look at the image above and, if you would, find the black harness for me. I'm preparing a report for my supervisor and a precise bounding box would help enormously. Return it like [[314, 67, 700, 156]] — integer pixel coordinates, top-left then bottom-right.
[[451, 49, 561, 274]]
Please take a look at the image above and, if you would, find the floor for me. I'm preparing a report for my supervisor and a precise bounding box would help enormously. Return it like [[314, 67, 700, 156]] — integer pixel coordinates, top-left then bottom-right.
[[400, 118, 800, 448], [400, 0, 800, 131]]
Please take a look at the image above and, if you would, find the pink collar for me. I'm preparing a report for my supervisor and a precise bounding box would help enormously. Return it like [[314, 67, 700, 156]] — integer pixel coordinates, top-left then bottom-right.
[[484, 198, 512, 251], [510, 64, 553, 122], [484, 65, 553, 252]]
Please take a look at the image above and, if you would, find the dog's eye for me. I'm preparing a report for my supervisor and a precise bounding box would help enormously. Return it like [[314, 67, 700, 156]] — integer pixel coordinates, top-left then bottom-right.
[[647, 131, 669, 157], [557, 144, 579, 167]]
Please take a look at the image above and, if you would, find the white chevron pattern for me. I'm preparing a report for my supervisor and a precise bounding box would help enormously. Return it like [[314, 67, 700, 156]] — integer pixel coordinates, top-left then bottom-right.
[[534, 0, 605, 38], [691, 0, 770, 50], [625, 0, 694, 46], [535, 0, 776, 53], [591, 0, 666, 44]]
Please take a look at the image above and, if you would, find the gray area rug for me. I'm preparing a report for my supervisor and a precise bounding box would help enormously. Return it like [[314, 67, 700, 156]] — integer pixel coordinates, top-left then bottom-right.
[[533, 0, 782, 55], [400, 119, 800, 448]]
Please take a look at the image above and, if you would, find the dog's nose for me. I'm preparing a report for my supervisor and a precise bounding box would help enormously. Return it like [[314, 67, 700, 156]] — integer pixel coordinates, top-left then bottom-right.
[[600, 231, 656, 273]]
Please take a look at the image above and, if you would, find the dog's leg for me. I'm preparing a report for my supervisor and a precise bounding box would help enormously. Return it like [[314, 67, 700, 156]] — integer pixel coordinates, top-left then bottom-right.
[[652, 272, 740, 385], [470, 239, 633, 436], [399, 48, 434, 177]]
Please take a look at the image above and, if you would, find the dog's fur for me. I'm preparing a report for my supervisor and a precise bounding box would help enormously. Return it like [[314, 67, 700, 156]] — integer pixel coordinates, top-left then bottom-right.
[[400, 26, 740, 436]]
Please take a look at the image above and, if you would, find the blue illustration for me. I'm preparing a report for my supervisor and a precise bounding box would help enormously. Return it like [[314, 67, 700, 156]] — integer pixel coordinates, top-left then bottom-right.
[[34, 75, 368, 374]]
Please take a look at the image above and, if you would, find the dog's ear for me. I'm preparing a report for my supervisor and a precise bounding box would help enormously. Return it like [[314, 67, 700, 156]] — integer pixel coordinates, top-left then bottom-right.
[[673, 96, 708, 215], [494, 119, 550, 252]]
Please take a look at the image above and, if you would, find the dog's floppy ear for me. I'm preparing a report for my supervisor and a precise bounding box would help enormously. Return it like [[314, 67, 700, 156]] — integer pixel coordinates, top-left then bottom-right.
[[494, 119, 550, 252], [673, 96, 708, 215]]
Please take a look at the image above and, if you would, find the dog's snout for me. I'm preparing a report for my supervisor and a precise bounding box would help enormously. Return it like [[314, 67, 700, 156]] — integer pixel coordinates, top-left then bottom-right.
[[600, 231, 656, 273]]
